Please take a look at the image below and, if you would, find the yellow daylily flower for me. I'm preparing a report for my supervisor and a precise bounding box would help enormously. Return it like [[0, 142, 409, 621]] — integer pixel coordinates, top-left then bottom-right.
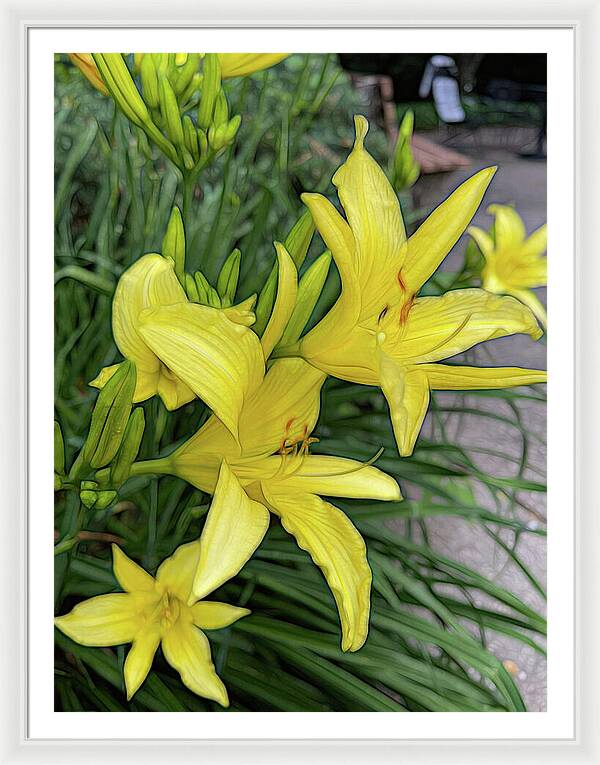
[[155, 357, 401, 653], [90, 253, 264, 440], [468, 204, 547, 328], [55, 477, 253, 705], [68, 53, 109, 95], [293, 116, 547, 457], [69, 52, 288, 94], [217, 53, 289, 78]]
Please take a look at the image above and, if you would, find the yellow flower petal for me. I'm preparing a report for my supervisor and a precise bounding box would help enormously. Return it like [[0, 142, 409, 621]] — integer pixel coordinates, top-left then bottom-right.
[[403, 167, 496, 294], [261, 243, 298, 359], [218, 53, 288, 79], [112, 545, 156, 593], [161, 622, 229, 706], [54, 594, 142, 646], [264, 487, 371, 652], [378, 355, 430, 457], [508, 288, 547, 329], [300, 192, 358, 297], [467, 225, 495, 261], [69, 53, 108, 95], [333, 115, 406, 316], [422, 363, 547, 390], [173, 358, 326, 475], [488, 203, 526, 251], [138, 302, 265, 441], [156, 540, 202, 603], [395, 289, 542, 364], [113, 254, 186, 373], [191, 462, 270, 602], [520, 223, 547, 260], [124, 624, 161, 700], [191, 601, 251, 630], [270, 455, 401, 501]]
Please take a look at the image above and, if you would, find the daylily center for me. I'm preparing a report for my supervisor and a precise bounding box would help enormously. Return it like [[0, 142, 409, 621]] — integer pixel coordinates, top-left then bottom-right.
[[150, 590, 186, 630]]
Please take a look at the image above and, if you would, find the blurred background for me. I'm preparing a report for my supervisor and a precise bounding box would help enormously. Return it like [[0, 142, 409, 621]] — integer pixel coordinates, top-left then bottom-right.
[[54, 52, 547, 711]]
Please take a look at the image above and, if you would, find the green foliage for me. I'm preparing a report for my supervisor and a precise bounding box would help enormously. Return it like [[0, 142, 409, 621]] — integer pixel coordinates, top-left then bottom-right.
[[54, 53, 546, 712]]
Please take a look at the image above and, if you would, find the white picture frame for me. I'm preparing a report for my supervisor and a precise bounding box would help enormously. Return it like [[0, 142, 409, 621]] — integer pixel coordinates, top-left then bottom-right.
[[1, 0, 597, 762]]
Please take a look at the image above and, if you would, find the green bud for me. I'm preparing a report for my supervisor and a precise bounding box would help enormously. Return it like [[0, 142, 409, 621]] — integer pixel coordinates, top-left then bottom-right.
[[217, 249, 241, 307], [175, 53, 200, 95], [180, 73, 202, 107], [140, 54, 160, 108], [162, 206, 185, 285], [194, 271, 220, 307], [81, 361, 137, 470], [255, 211, 315, 334], [54, 420, 65, 475], [159, 74, 185, 148], [278, 250, 332, 347], [185, 273, 200, 302], [183, 115, 199, 160], [94, 490, 118, 511], [197, 53, 221, 129], [391, 109, 420, 192], [224, 114, 241, 143], [79, 490, 98, 510], [197, 128, 209, 158], [110, 407, 145, 486], [182, 148, 195, 171], [213, 91, 229, 127], [92, 54, 179, 166]]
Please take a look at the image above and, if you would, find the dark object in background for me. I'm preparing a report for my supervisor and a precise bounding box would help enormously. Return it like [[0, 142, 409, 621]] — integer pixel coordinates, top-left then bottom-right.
[[338, 53, 546, 99]]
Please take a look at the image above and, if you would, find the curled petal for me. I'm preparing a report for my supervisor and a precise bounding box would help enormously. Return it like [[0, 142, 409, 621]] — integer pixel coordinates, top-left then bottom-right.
[[264, 486, 372, 652], [138, 302, 265, 441], [396, 289, 542, 364]]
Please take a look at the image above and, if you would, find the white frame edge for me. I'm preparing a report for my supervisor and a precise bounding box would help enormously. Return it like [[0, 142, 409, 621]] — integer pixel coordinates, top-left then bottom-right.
[[1, 0, 597, 763]]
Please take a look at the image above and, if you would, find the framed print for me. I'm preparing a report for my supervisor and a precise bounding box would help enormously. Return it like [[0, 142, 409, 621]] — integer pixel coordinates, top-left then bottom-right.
[[1, 1, 598, 763]]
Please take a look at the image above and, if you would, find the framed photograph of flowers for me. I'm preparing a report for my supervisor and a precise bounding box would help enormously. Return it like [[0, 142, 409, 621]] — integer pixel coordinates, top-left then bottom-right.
[[4, 4, 594, 763]]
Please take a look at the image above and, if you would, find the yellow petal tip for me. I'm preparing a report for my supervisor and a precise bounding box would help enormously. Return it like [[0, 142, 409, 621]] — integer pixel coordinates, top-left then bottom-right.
[[353, 115, 369, 148]]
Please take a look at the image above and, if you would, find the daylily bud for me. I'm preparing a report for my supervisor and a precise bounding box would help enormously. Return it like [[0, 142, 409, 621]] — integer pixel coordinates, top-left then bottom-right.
[[162, 206, 185, 285], [94, 490, 118, 510], [278, 250, 332, 347], [79, 480, 99, 510], [391, 109, 420, 192], [197, 127, 209, 158], [54, 420, 65, 476], [110, 407, 145, 486], [194, 271, 221, 307], [140, 54, 160, 108], [217, 249, 241, 307], [183, 115, 199, 161], [224, 114, 241, 143], [174, 53, 200, 95], [254, 211, 315, 334], [159, 75, 185, 149], [213, 91, 229, 127], [197, 53, 221, 129], [185, 274, 200, 302], [82, 361, 137, 469]]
